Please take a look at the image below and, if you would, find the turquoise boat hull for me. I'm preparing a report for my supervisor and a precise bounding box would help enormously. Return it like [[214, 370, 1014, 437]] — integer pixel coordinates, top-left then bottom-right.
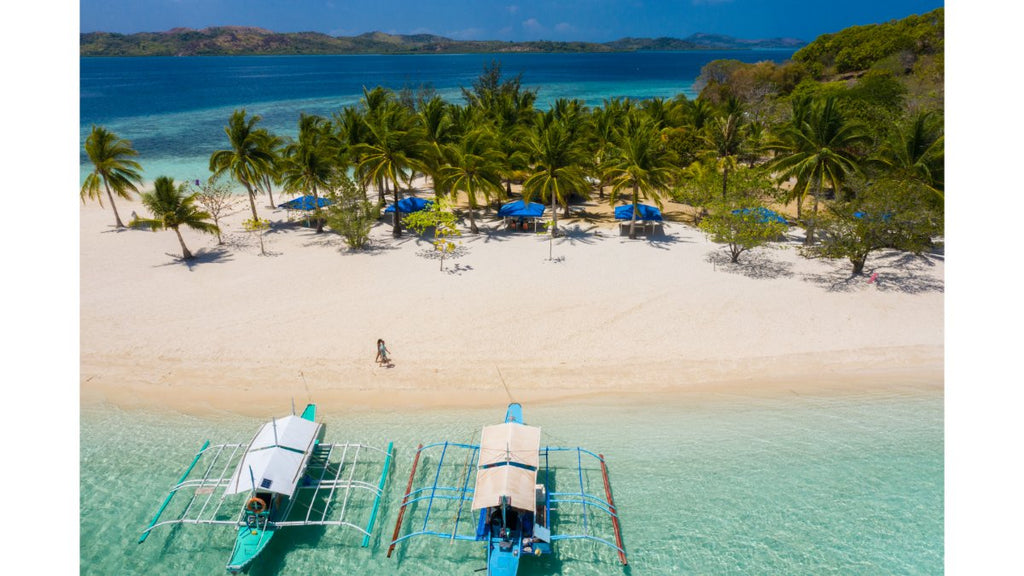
[[226, 522, 278, 573]]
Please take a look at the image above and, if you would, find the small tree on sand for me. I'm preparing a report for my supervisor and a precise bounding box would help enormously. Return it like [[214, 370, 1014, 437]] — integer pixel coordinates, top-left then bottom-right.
[[243, 217, 271, 256], [803, 178, 942, 275], [190, 175, 238, 244], [324, 174, 378, 249], [403, 198, 462, 271], [136, 176, 219, 260], [699, 201, 788, 263]]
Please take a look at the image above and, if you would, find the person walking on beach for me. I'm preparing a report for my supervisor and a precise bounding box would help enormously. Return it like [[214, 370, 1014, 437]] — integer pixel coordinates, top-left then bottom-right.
[[376, 339, 391, 367]]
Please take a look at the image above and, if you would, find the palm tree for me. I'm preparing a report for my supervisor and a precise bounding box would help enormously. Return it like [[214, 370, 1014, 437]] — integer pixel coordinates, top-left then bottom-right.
[[606, 114, 677, 239], [440, 129, 506, 234], [81, 125, 143, 228], [767, 96, 869, 244], [209, 109, 276, 223], [871, 110, 944, 199], [522, 120, 589, 237], [281, 114, 339, 233], [355, 102, 427, 237], [137, 176, 219, 260], [705, 110, 746, 200], [254, 129, 285, 208]]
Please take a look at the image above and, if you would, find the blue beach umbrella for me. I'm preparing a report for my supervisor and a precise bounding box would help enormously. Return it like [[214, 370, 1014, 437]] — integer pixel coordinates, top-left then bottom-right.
[[498, 200, 546, 218], [384, 197, 433, 213], [731, 207, 788, 225], [277, 195, 333, 211], [614, 203, 663, 221]]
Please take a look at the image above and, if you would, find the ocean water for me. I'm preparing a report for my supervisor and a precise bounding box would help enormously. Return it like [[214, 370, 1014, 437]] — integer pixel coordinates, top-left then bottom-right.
[[79, 50, 794, 185], [80, 388, 943, 575]]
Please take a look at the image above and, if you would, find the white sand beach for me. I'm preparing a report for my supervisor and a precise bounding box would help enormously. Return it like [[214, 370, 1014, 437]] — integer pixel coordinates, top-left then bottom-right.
[[79, 186, 944, 416]]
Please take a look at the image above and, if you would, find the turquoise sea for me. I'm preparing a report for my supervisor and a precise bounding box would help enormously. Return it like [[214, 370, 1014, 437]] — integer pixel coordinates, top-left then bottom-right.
[[79, 50, 795, 184], [81, 389, 942, 575]]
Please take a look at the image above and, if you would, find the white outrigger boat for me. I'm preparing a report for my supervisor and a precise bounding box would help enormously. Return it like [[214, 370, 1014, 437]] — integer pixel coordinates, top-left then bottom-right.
[[138, 403, 393, 573], [387, 403, 627, 575]]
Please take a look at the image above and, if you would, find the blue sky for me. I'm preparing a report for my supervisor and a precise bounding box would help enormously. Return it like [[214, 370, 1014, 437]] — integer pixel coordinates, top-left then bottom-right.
[[79, 0, 944, 43]]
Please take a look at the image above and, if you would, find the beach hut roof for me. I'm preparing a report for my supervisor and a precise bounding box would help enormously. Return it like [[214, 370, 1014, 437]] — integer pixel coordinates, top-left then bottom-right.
[[384, 197, 433, 213], [471, 422, 542, 511], [498, 200, 546, 219], [614, 203, 663, 222], [225, 415, 322, 497], [278, 195, 333, 211]]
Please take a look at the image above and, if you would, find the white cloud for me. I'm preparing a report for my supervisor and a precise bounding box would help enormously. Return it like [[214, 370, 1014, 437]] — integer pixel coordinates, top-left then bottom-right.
[[555, 22, 575, 33], [522, 18, 544, 32]]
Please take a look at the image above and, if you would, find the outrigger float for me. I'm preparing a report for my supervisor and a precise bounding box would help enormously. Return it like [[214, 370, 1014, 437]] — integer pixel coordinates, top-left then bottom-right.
[[387, 403, 627, 575], [138, 403, 393, 573]]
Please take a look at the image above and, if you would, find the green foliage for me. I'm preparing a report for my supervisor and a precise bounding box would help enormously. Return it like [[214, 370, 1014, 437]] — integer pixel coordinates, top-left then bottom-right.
[[324, 175, 378, 249], [793, 8, 944, 75], [403, 198, 462, 271], [81, 125, 144, 228], [242, 217, 271, 256], [137, 176, 219, 260], [699, 202, 788, 263], [803, 178, 942, 274]]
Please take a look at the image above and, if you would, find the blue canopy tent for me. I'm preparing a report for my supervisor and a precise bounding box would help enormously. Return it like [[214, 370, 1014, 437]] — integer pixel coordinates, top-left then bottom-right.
[[278, 195, 333, 211], [277, 195, 333, 227], [615, 203, 663, 236], [731, 207, 788, 225], [614, 203, 663, 222], [498, 200, 546, 232], [384, 197, 433, 214]]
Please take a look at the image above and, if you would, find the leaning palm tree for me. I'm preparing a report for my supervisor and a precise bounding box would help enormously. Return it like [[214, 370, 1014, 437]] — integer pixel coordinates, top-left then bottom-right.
[[606, 114, 677, 239], [440, 129, 506, 234], [281, 114, 338, 233], [766, 97, 869, 244], [136, 176, 219, 260], [81, 125, 143, 228], [522, 120, 589, 237], [209, 109, 276, 223]]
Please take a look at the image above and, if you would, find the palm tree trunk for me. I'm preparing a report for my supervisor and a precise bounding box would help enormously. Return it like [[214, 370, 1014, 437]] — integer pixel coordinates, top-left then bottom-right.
[[312, 182, 324, 233], [392, 177, 402, 238], [467, 193, 479, 234], [722, 163, 729, 200], [243, 180, 260, 222], [550, 192, 558, 238], [263, 174, 276, 208], [173, 227, 194, 260], [629, 187, 639, 240], [805, 179, 820, 246], [102, 179, 126, 228]]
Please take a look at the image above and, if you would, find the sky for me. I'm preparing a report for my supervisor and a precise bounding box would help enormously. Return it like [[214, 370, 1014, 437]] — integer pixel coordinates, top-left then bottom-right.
[[79, 0, 944, 44]]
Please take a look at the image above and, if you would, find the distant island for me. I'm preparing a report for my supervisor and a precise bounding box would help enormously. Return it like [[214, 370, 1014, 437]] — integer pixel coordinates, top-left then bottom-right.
[[79, 27, 805, 57]]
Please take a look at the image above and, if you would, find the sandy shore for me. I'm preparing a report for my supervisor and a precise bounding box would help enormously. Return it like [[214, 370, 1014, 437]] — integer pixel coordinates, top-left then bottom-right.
[[79, 184, 944, 417]]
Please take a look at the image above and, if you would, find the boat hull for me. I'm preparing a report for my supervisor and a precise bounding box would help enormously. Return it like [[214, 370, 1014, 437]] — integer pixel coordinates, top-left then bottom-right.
[[226, 523, 278, 573]]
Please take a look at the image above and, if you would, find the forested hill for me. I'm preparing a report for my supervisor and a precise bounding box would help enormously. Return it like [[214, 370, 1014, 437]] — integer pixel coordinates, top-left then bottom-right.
[[79, 27, 805, 57]]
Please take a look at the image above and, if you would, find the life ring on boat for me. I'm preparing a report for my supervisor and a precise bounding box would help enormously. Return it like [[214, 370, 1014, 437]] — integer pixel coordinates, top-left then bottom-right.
[[246, 497, 267, 514]]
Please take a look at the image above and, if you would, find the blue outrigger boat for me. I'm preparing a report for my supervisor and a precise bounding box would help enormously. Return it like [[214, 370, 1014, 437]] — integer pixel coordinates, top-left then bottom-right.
[[387, 403, 627, 575], [138, 403, 393, 573]]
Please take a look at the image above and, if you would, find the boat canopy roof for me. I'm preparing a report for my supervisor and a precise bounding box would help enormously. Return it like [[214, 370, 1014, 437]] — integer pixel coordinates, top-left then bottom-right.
[[225, 415, 322, 497], [471, 423, 541, 511]]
